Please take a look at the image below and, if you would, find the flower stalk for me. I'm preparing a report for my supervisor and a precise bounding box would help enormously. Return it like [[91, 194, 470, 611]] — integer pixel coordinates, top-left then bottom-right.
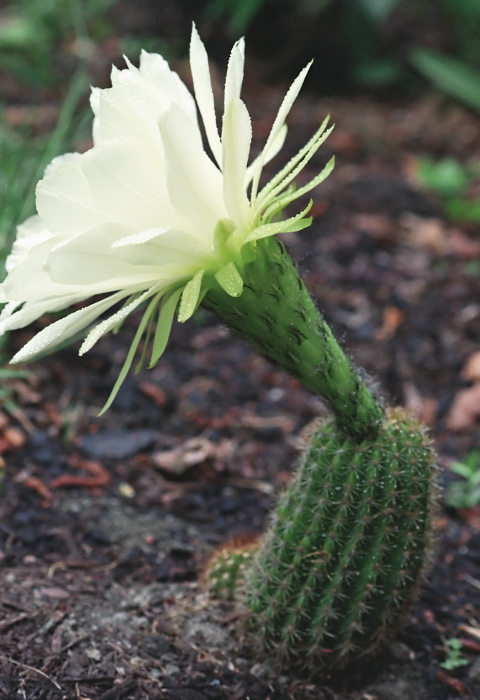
[[205, 236, 384, 440]]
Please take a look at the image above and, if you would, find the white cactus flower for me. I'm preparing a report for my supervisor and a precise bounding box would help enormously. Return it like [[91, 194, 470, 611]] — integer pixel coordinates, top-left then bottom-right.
[[0, 25, 333, 408]]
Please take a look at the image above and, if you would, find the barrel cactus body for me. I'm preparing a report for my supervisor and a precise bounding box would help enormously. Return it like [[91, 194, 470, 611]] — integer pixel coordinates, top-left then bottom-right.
[[244, 408, 437, 671], [206, 408, 437, 673], [204, 537, 258, 601]]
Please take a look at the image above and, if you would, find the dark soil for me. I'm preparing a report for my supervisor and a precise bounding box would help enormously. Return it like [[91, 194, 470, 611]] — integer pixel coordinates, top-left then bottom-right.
[[1, 7, 480, 700]]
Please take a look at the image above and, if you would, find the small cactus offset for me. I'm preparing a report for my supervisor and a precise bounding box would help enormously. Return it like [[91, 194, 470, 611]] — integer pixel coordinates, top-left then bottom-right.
[[206, 408, 437, 673], [204, 537, 259, 601]]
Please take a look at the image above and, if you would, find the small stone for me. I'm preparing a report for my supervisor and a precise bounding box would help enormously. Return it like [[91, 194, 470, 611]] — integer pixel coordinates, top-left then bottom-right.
[[4, 427, 26, 449], [164, 663, 180, 676], [365, 675, 422, 700], [249, 661, 276, 679], [129, 656, 144, 668], [140, 633, 172, 658], [389, 641, 414, 662], [79, 429, 156, 459], [468, 657, 480, 683], [85, 647, 102, 661]]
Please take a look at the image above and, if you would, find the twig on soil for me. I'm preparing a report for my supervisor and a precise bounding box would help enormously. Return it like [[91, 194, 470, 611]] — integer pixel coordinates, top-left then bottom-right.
[[0, 613, 29, 631], [460, 622, 480, 641], [464, 573, 480, 591], [0, 598, 31, 612], [0, 655, 62, 690]]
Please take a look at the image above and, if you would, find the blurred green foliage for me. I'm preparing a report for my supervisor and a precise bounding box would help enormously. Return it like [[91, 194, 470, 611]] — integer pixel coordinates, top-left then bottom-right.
[[340, 0, 402, 87], [410, 49, 480, 113], [446, 451, 480, 510], [204, 0, 403, 88], [204, 0, 399, 36], [0, 0, 113, 87], [205, 0, 273, 35], [440, 638, 469, 671], [205, 0, 480, 99], [416, 157, 480, 223], [438, 0, 480, 67], [410, 0, 480, 110], [0, 0, 113, 275]]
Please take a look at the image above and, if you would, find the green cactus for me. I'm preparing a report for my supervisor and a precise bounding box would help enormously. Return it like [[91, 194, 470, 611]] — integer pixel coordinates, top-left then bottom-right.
[[205, 409, 437, 672], [203, 236, 438, 674], [242, 408, 437, 671], [204, 537, 258, 601]]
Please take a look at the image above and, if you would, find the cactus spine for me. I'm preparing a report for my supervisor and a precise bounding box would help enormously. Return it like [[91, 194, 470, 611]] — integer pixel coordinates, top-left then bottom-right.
[[203, 237, 437, 674]]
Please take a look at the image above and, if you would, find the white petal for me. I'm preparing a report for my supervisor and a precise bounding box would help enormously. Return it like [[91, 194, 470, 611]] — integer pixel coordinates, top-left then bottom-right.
[[80, 142, 185, 232], [36, 153, 100, 236], [139, 50, 197, 122], [189, 24, 222, 167], [38, 140, 190, 236], [113, 227, 212, 265], [222, 98, 251, 225], [251, 62, 312, 202], [0, 293, 88, 333], [5, 216, 53, 273], [160, 103, 227, 236], [45, 224, 165, 290], [224, 37, 245, 110], [10, 290, 133, 363], [91, 55, 197, 148], [112, 227, 172, 248], [91, 73, 161, 146], [1, 235, 83, 303]]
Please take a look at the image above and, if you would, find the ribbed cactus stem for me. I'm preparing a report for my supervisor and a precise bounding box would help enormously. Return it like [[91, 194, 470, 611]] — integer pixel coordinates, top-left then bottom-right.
[[204, 237, 383, 441], [203, 537, 258, 601], [205, 408, 437, 673]]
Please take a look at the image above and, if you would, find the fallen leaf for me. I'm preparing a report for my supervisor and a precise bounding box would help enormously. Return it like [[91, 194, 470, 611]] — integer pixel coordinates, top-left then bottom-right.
[[449, 227, 480, 259], [152, 437, 233, 475], [462, 352, 480, 382], [138, 382, 167, 406], [352, 213, 398, 243], [50, 455, 111, 489], [3, 427, 26, 449], [447, 384, 480, 431], [400, 214, 448, 253], [403, 382, 438, 426], [40, 587, 70, 599], [375, 306, 404, 341]]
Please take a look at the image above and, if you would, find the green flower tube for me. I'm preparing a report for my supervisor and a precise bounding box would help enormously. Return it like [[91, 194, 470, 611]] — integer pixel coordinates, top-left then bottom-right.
[[205, 236, 384, 440]]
